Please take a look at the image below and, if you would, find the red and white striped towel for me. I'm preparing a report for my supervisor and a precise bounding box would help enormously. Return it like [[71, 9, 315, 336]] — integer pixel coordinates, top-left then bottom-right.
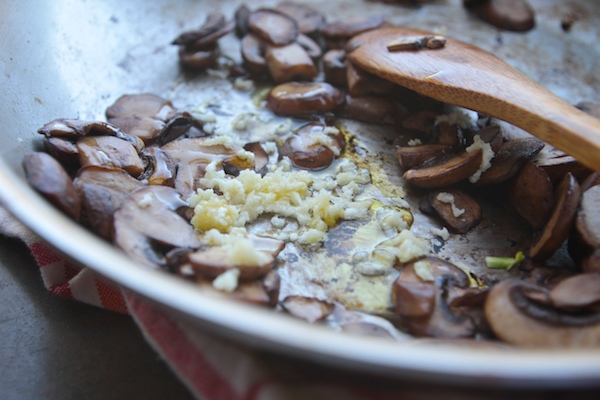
[[0, 205, 502, 400]]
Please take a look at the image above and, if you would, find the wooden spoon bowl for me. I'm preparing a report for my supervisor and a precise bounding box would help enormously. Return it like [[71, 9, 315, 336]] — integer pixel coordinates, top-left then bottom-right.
[[346, 27, 600, 172]]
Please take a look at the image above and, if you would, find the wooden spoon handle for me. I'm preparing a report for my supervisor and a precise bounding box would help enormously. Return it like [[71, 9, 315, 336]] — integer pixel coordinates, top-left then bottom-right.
[[347, 27, 600, 172]]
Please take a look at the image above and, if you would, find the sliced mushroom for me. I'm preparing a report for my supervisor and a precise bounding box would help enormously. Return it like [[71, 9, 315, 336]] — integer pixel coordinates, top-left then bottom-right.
[[473, 125, 503, 153], [570, 185, 600, 272], [476, 137, 544, 185], [403, 149, 483, 188], [323, 49, 347, 87], [464, 0, 536, 32], [320, 15, 387, 49], [113, 186, 201, 269], [171, 13, 227, 46], [74, 166, 144, 239], [241, 33, 268, 75], [281, 295, 335, 323], [280, 123, 345, 170], [549, 273, 600, 311], [23, 152, 81, 221], [434, 122, 462, 148], [396, 144, 452, 169], [106, 93, 177, 121], [44, 137, 80, 173], [234, 4, 251, 37], [295, 34, 322, 61], [248, 9, 299, 46], [188, 234, 284, 280], [339, 94, 403, 125], [485, 279, 600, 347], [532, 146, 592, 184], [264, 42, 317, 83], [76, 136, 145, 178], [267, 81, 344, 116], [401, 110, 439, 136], [428, 188, 482, 234], [243, 142, 269, 175], [139, 147, 176, 186], [178, 43, 221, 70], [529, 173, 581, 261], [161, 137, 253, 199], [393, 257, 477, 338], [155, 112, 206, 146], [107, 115, 166, 144], [346, 62, 395, 97], [507, 161, 554, 230], [274, 1, 325, 35], [38, 118, 123, 139]]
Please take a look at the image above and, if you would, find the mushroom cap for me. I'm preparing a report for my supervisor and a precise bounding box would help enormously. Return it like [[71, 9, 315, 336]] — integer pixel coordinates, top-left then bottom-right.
[[485, 279, 600, 347], [267, 81, 344, 116]]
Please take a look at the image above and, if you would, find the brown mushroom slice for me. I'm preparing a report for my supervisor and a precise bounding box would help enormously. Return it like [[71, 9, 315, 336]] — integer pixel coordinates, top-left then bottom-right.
[[274, 1, 325, 35], [248, 9, 299, 46], [264, 42, 318, 83], [194, 276, 277, 307], [393, 257, 477, 338], [473, 125, 503, 153], [549, 273, 600, 310], [113, 186, 201, 269], [241, 33, 268, 75], [280, 123, 345, 170], [281, 295, 335, 323], [476, 137, 544, 185], [295, 34, 322, 61], [339, 94, 404, 125], [434, 122, 462, 148], [401, 110, 439, 137], [76, 136, 145, 178], [161, 138, 252, 199], [155, 112, 206, 146], [188, 234, 284, 280], [395, 144, 452, 169], [23, 152, 81, 221], [106, 93, 177, 122], [429, 188, 482, 234], [74, 166, 144, 239], [532, 147, 592, 184], [38, 118, 123, 139], [234, 4, 251, 37], [244, 142, 269, 175], [464, 0, 536, 32], [320, 15, 386, 48], [139, 147, 176, 186], [44, 137, 80, 172], [346, 62, 395, 97], [403, 149, 483, 188], [267, 81, 344, 116], [507, 161, 554, 230], [529, 172, 581, 261], [107, 115, 166, 144], [570, 185, 600, 272], [485, 279, 600, 347], [323, 49, 347, 87], [171, 13, 227, 46], [178, 43, 221, 70]]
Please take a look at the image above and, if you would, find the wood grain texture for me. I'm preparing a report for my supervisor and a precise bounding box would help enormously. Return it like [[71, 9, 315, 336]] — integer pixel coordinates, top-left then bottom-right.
[[346, 27, 600, 172]]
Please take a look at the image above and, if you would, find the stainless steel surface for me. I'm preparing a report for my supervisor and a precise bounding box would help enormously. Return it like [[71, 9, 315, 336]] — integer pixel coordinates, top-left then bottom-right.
[[2, 0, 600, 388]]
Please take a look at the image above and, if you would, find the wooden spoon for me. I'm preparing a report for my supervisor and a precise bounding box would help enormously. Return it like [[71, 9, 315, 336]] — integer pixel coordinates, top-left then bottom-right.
[[346, 27, 600, 172]]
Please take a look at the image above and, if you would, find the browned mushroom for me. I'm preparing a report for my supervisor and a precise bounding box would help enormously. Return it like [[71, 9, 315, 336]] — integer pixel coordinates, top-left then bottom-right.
[[234, 4, 251, 37], [507, 161, 554, 230], [281, 295, 335, 323], [549, 273, 600, 310], [428, 188, 482, 234], [295, 34, 322, 61], [106, 93, 177, 122], [113, 186, 201, 269], [38, 119, 139, 148], [274, 1, 325, 35], [403, 148, 483, 188], [248, 9, 299, 46], [473, 125, 503, 153], [532, 146, 592, 184], [434, 122, 462, 148], [323, 49, 347, 87], [264, 42, 318, 83], [396, 143, 452, 169], [171, 13, 227, 46], [74, 166, 144, 239], [240, 33, 268, 75], [243, 142, 269, 175], [43, 137, 80, 173], [339, 94, 403, 125], [476, 137, 544, 185], [346, 62, 395, 97], [393, 257, 478, 338], [570, 185, 600, 273], [464, 0, 536, 32], [139, 147, 176, 186], [23, 152, 81, 221], [280, 123, 345, 170], [401, 110, 439, 136], [178, 43, 221, 70], [485, 278, 600, 347], [267, 81, 344, 116], [76, 136, 145, 178], [320, 15, 387, 49], [529, 172, 581, 261], [161, 138, 253, 199]]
